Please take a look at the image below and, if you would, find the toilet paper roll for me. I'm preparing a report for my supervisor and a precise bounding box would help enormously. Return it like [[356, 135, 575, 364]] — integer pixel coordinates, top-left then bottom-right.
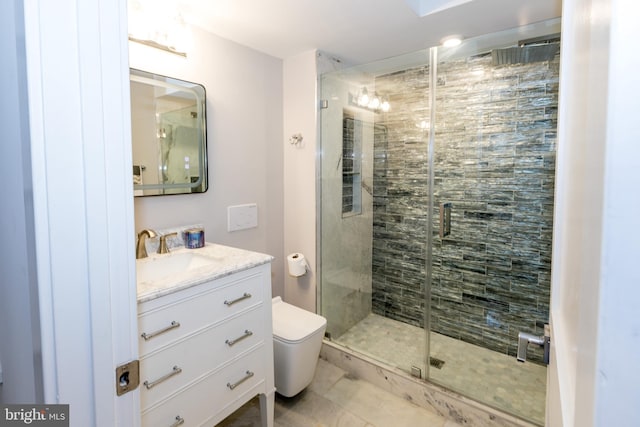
[[287, 253, 307, 277]]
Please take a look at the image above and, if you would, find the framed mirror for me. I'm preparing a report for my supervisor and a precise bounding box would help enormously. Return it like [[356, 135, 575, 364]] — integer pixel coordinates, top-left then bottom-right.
[[130, 68, 208, 196]]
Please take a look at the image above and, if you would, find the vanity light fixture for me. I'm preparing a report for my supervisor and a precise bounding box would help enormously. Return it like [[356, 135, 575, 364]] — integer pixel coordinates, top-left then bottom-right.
[[441, 35, 463, 47], [128, 37, 188, 57], [128, 0, 190, 56]]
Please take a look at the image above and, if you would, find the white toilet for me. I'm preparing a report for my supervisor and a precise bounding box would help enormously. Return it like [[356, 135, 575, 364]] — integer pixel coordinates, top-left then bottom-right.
[[271, 296, 327, 397]]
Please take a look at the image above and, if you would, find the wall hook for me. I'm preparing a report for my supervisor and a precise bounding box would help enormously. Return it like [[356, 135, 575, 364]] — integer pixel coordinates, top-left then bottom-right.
[[289, 133, 303, 146]]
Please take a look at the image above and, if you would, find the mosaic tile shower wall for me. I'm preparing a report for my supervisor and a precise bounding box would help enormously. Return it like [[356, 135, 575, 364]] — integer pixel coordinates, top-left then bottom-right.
[[371, 49, 559, 362]]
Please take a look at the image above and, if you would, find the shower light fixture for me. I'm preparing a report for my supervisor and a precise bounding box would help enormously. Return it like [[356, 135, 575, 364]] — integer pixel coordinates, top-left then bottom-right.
[[351, 87, 391, 113], [369, 95, 380, 110], [358, 87, 370, 107], [441, 35, 463, 47]]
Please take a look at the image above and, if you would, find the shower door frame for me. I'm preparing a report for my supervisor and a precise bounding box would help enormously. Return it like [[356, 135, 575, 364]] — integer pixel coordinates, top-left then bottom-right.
[[422, 46, 438, 381]]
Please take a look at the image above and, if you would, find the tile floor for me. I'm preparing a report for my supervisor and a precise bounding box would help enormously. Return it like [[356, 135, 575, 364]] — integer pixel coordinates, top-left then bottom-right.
[[217, 359, 462, 427], [335, 314, 546, 425]]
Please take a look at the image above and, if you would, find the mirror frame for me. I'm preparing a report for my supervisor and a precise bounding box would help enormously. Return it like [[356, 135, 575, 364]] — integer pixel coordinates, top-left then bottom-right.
[[130, 68, 208, 196]]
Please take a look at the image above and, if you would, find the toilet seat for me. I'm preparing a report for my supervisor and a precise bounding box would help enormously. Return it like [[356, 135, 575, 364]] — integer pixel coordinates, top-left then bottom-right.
[[272, 296, 326, 343]]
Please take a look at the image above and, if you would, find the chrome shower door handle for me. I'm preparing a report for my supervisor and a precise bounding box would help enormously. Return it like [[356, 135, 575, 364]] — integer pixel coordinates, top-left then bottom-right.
[[440, 202, 452, 238]]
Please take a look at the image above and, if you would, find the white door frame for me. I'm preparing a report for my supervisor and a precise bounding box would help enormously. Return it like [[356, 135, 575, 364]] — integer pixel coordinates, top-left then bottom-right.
[[547, 0, 609, 424], [24, 0, 139, 424], [549, 0, 640, 426]]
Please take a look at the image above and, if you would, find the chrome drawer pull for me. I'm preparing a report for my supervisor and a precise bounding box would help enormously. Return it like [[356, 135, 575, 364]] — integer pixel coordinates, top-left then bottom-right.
[[227, 370, 254, 390], [141, 321, 180, 341], [144, 366, 182, 390], [225, 330, 253, 346], [170, 415, 184, 427], [224, 292, 252, 306]]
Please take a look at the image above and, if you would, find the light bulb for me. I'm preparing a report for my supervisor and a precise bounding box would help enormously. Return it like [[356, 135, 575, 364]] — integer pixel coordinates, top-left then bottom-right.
[[369, 96, 380, 110], [358, 87, 369, 107]]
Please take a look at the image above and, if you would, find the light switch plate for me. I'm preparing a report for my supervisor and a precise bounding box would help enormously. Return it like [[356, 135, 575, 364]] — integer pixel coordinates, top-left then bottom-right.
[[228, 203, 258, 232]]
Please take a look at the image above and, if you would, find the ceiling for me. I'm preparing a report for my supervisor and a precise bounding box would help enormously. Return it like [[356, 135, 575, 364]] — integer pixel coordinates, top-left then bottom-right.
[[176, 0, 562, 65]]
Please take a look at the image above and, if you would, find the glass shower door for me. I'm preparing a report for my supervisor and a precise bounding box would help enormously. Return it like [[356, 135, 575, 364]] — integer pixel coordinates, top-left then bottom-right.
[[317, 18, 559, 425], [426, 29, 560, 424]]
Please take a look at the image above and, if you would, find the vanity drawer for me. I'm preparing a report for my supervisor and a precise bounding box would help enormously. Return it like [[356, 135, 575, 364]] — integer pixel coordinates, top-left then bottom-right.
[[140, 306, 266, 410], [142, 346, 267, 427], [138, 272, 264, 355]]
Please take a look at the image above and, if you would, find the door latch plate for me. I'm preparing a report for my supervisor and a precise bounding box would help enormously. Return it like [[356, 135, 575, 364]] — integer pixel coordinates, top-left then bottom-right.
[[115, 360, 140, 396]]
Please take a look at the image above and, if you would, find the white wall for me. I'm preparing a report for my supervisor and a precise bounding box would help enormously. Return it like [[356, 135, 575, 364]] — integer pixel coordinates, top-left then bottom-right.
[[129, 27, 285, 297], [282, 50, 318, 312]]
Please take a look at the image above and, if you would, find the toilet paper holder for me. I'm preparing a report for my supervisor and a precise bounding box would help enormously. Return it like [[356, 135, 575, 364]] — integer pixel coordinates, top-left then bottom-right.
[[287, 253, 308, 277]]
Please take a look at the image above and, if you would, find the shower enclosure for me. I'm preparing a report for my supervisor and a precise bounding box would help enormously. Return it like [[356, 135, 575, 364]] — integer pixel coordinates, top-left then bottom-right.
[[318, 19, 560, 425]]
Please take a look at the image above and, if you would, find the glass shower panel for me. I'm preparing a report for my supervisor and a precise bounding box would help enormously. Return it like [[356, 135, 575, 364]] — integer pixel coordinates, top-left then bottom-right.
[[427, 26, 560, 425], [319, 70, 374, 344], [319, 62, 430, 376]]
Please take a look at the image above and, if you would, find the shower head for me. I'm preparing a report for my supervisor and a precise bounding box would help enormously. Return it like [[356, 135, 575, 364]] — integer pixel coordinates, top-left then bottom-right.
[[491, 34, 560, 66], [491, 45, 559, 65]]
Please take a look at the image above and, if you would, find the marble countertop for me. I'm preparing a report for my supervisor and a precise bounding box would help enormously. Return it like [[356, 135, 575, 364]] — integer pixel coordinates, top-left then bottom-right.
[[137, 243, 274, 303]]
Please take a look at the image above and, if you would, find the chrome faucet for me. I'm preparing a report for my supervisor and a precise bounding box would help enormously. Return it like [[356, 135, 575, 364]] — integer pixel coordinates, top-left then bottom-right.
[[136, 229, 157, 259]]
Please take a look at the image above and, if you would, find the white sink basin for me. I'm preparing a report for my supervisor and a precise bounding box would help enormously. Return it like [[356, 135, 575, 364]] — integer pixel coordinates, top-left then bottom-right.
[[136, 252, 219, 284]]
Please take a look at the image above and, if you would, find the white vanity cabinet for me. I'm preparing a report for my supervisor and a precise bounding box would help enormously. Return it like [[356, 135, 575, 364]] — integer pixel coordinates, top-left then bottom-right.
[[137, 262, 274, 427]]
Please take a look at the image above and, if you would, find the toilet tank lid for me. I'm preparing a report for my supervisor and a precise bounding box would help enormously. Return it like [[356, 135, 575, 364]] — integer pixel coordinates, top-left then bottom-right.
[[272, 296, 327, 342]]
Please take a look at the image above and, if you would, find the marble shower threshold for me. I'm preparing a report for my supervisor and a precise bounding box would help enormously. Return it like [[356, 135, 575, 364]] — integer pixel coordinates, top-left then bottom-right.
[[321, 340, 542, 427]]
